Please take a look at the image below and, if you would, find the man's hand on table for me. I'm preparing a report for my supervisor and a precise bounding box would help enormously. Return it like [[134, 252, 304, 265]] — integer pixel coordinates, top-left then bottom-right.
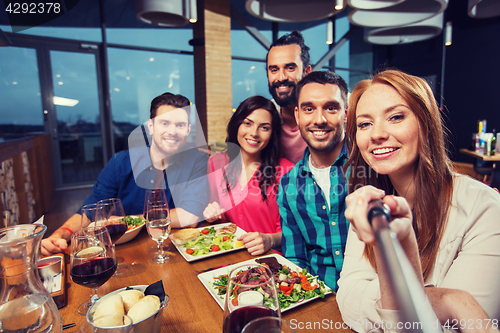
[[41, 237, 68, 256]]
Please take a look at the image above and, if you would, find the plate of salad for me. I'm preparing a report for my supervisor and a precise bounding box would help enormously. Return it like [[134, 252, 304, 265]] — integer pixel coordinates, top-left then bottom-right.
[[197, 254, 332, 312], [171, 223, 247, 262]]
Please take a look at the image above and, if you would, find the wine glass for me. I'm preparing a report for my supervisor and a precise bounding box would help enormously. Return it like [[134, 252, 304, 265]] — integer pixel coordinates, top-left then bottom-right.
[[81, 203, 98, 229], [77, 314, 133, 333], [223, 264, 281, 333], [242, 317, 296, 333], [144, 189, 170, 254], [70, 226, 117, 315], [145, 199, 172, 264], [96, 198, 129, 274]]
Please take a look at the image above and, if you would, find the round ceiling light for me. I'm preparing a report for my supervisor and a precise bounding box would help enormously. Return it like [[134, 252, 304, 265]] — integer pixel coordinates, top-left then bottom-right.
[[364, 12, 443, 44], [136, 0, 196, 27], [347, 0, 405, 10], [245, 0, 346, 23], [468, 0, 500, 19], [348, 0, 447, 28]]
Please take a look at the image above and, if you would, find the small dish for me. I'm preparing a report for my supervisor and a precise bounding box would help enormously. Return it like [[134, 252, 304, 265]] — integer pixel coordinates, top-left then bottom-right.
[[116, 219, 145, 245], [37, 256, 62, 279]]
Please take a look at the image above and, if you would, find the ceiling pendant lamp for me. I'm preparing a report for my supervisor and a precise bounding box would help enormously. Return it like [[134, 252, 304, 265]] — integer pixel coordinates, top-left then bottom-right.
[[468, 0, 500, 19], [364, 12, 443, 45], [444, 20, 452, 46], [326, 18, 334, 44], [348, 0, 448, 28], [245, 0, 346, 23], [347, 0, 405, 10], [136, 0, 197, 27]]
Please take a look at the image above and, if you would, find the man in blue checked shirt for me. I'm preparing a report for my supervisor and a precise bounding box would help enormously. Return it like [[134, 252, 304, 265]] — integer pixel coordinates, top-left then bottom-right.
[[278, 71, 349, 291]]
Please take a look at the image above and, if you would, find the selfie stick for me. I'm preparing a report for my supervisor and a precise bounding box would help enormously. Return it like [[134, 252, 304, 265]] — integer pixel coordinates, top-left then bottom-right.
[[367, 199, 442, 333]]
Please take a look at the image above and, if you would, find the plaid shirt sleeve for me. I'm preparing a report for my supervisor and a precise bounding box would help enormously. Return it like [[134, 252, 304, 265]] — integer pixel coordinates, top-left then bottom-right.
[[278, 171, 310, 270]]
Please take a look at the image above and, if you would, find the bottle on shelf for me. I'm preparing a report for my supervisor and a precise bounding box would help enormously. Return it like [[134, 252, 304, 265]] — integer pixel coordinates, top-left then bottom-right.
[[491, 129, 497, 156]]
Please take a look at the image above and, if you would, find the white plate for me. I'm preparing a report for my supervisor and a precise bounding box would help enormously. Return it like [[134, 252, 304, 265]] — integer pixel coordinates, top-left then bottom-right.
[[170, 223, 246, 262], [197, 253, 333, 312]]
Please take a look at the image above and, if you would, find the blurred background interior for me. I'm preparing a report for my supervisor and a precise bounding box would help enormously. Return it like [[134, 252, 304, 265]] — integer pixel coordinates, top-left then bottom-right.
[[0, 0, 499, 230]]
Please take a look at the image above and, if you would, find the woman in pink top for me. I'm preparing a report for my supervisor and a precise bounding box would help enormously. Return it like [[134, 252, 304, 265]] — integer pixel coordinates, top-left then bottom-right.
[[204, 96, 294, 255]]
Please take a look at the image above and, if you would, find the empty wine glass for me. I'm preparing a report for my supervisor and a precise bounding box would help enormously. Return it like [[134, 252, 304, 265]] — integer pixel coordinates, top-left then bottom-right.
[[70, 226, 117, 315], [81, 203, 98, 229], [96, 198, 129, 274], [77, 314, 133, 333], [223, 264, 281, 333], [145, 198, 172, 264], [144, 189, 170, 254]]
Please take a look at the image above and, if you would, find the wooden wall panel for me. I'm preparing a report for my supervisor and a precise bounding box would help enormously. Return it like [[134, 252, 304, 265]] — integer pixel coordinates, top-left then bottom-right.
[[193, 0, 233, 144]]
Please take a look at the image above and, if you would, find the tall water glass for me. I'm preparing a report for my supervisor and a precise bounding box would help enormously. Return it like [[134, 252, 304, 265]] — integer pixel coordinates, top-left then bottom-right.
[[145, 200, 172, 264], [144, 189, 170, 253]]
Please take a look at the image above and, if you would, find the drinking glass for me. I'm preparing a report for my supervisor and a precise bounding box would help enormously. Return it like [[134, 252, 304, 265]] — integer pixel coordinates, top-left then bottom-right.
[[145, 198, 172, 264], [96, 198, 129, 274], [144, 189, 170, 253], [223, 264, 281, 333], [70, 226, 117, 315], [82, 203, 98, 229], [77, 314, 133, 333], [242, 317, 296, 333]]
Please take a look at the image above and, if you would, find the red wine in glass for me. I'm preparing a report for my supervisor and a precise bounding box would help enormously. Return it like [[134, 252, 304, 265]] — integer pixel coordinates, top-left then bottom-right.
[[96, 198, 129, 274], [70, 257, 117, 288], [70, 226, 116, 315], [223, 306, 279, 333], [104, 224, 128, 243]]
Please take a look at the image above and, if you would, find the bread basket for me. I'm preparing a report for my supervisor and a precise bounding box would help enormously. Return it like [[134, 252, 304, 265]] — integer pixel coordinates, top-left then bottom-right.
[[87, 285, 168, 333]]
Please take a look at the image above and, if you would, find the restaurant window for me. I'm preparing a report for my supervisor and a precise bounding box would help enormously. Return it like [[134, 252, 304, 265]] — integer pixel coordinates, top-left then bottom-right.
[[0, 46, 44, 136], [107, 48, 195, 152], [231, 59, 269, 109]]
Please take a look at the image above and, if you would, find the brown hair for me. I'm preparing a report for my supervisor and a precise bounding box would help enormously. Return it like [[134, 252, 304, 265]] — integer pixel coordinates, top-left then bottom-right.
[[150, 92, 190, 119], [345, 69, 454, 279]]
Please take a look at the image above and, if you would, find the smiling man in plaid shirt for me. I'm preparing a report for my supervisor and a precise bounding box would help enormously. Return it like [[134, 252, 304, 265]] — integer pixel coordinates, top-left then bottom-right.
[[278, 71, 349, 291]]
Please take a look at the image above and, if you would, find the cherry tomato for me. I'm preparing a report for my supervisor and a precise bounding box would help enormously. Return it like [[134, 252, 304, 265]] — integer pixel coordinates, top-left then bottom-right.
[[279, 283, 293, 293], [201, 228, 210, 235], [222, 236, 230, 242], [211, 245, 220, 252], [186, 248, 194, 255], [231, 297, 238, 306]]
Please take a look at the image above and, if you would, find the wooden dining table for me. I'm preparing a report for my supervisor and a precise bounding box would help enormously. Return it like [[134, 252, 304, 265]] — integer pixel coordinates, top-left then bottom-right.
[[58, 225, 352, 332]]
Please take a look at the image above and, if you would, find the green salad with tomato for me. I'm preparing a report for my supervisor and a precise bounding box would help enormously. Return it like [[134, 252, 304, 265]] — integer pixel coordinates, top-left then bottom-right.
[[125, 216, 145, 229], [211, 259, 329, 310], [183, 227, 235, 256]]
